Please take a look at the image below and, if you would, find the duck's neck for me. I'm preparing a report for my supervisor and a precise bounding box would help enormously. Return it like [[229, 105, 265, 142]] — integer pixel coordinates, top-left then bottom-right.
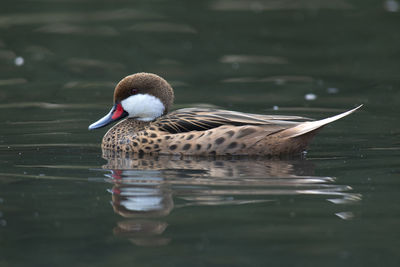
[[102, 118, 151, 149], [109, 118, 150, 134], [120, 118, 151, 129]]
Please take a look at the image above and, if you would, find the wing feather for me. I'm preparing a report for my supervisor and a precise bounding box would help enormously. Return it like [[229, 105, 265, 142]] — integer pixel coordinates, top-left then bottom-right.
[[155, 108, 310, 134]]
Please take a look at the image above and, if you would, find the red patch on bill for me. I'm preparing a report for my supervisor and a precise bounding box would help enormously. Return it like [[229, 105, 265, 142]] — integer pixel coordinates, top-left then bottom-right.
[[111, 104, 125, 120]]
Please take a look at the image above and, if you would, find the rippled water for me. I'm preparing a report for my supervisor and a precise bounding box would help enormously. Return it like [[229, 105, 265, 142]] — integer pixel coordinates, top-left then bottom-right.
[[1, 1, 399, 266]]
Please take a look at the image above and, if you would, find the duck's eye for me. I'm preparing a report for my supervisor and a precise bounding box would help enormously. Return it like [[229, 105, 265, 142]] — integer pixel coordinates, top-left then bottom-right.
[[131, 88, 138, 95]]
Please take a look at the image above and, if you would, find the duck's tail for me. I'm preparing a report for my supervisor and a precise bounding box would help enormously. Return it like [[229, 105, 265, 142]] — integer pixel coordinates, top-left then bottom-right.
[[279, 105, 363, 139]]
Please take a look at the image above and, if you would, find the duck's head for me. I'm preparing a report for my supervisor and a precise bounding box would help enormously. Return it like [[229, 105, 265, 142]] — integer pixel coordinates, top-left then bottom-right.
[[89, 73, 174, 130]]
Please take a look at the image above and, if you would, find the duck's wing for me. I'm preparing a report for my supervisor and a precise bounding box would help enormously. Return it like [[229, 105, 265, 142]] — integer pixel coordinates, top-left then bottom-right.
[[155, 108, 310, 134]]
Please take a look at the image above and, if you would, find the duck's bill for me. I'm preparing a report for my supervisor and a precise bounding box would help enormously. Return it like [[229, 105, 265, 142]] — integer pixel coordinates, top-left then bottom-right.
[[88, 103, 128, 130]]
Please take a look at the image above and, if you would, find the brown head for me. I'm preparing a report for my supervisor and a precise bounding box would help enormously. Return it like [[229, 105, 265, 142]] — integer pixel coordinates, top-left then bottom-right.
[[89, 73, 174, 130]]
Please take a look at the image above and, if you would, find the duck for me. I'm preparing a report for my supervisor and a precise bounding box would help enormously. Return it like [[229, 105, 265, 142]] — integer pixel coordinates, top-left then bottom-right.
[[89, 72, 362, 156]]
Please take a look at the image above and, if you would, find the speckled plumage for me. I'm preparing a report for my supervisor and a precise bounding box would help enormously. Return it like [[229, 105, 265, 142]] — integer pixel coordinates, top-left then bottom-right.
[[91, 73, 362, 156], [101, 108, 316, 156]]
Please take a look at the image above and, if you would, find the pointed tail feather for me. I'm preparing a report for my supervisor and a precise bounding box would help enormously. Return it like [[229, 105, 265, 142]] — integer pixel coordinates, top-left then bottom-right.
[[279, 105, 363, 139]]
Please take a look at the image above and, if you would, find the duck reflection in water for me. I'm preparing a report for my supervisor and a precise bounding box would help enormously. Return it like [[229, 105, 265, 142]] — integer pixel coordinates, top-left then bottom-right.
[[108, 167, 173, 247], [102, 150, 361, 246]]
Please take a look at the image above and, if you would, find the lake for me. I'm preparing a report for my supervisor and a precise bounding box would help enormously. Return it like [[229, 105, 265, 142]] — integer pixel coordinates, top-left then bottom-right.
[[0, 0, 399, 266]]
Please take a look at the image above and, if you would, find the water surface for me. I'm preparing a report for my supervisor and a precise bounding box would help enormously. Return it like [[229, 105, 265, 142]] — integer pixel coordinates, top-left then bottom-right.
[[0, 1, 399, 266]]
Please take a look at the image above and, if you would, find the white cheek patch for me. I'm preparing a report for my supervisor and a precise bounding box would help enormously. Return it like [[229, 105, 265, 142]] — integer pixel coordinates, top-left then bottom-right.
[[121, 94, 165, 121]]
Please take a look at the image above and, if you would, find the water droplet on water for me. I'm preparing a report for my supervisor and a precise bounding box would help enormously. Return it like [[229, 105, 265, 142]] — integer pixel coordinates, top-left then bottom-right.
[[14, 56, 24, 66], [304, 93, 317, 101], [385, 0, 399, 12]]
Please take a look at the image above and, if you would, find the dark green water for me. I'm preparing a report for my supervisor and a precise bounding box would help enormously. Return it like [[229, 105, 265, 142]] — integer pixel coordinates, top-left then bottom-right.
[[1, 1, 399, 266]]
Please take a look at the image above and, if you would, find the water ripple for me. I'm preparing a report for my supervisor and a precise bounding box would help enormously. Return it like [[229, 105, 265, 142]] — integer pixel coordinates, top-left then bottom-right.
[[220, 55, 288, 64], [36, 24, 119, 36], [210, 0, 353, 11], [0, 9, 163, 26], [221, 75, 314, 84], [0, 102, 100, 109], [127, 22, 196, 33]]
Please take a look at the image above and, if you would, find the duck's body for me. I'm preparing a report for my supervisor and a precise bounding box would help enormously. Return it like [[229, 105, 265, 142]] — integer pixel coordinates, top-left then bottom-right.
[[89, 73, 362, 156]]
